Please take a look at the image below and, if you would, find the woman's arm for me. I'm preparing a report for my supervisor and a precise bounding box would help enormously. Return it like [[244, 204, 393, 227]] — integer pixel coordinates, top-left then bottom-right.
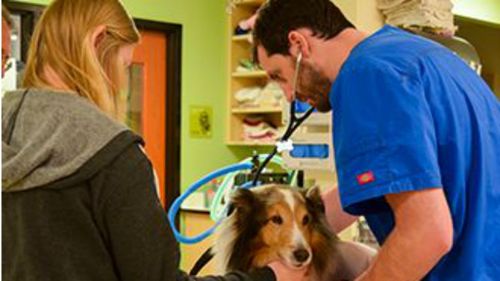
[[97, 144, 280, 281]]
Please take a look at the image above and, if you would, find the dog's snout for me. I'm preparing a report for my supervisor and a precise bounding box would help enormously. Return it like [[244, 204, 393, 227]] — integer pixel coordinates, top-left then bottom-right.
[[293, 249, 310, 263]]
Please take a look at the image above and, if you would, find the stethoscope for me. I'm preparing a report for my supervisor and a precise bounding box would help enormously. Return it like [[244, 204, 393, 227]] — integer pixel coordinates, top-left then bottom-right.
[[251, 51, 315, 186]]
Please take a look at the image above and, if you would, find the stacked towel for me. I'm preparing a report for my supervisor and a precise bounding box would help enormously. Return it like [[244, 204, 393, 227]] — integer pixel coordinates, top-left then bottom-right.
[[242, 116, 281, 141], [377, 0, 456, 35], [234, 82, 284, 108]]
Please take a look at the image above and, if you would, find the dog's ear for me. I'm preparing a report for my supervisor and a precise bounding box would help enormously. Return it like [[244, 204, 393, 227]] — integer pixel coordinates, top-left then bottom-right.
[[226, 188, 263, 272], [229, 188, 256, 216], [305, 186, 326, 214]]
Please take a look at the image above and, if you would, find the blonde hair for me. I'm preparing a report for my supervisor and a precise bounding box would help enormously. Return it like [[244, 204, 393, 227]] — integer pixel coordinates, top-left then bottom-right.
[[23, 0, 140, 120]]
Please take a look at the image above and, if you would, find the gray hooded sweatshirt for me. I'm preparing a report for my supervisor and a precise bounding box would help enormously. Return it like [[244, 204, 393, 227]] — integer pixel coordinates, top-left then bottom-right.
[[2, 89, 128, 192], [2, 89, 274, 281]]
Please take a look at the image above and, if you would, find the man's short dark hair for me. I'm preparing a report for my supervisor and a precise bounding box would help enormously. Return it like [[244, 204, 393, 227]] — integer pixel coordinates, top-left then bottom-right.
[[253, 0, 354, 59]]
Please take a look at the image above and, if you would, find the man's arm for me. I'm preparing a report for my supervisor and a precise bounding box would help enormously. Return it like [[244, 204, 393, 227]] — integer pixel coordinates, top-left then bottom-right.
[[322, 187, 359, 233], [356, 188, 453, 281]]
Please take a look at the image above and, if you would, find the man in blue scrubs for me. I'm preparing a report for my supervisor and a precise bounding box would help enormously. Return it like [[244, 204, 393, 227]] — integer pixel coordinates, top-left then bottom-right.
[[253, 0, 500, 280]]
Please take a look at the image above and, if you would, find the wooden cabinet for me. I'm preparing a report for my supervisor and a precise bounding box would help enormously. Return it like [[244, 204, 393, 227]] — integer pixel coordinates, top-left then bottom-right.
[[180, 211, 217, 275]]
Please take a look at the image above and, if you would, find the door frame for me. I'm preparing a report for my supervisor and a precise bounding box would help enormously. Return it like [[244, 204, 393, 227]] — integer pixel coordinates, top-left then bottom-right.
[[134, 19, 182, 210], [4, 2, 182, 210], [4, 1, 42, 62]]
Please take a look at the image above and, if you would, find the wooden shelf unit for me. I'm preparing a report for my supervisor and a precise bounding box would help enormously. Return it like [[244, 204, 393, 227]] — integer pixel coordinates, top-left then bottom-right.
[[234, 0, 267, 8], [226, 140, 275, 146], [231, 70, 267, 78], [226, 0, 284, 146], [231, 106, 282, 114], [232, 34, 253, 42]]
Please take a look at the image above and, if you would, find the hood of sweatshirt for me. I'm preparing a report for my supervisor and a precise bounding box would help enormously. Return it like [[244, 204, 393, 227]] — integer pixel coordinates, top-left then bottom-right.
[[2, 89, 139, 192]]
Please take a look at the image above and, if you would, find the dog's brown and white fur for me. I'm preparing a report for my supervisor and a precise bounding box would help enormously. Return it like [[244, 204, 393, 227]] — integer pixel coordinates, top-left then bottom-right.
[[213, 185, 376, 281]]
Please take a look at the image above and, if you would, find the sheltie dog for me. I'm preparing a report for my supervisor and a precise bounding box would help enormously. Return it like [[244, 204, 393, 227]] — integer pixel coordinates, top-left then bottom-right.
[[213, 184, 376, 281]]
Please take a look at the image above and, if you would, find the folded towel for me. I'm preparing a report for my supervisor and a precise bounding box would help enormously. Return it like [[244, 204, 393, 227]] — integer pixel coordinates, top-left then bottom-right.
[[377, 0, 456, 34]]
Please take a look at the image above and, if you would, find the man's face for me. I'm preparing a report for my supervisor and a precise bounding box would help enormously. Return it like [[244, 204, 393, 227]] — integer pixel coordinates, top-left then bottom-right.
[[257, 45, 332, 112], [2, 18, 12, 77]]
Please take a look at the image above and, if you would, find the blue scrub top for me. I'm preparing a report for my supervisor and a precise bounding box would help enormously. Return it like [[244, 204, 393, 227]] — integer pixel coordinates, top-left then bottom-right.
[[330, 25, 500, 280]]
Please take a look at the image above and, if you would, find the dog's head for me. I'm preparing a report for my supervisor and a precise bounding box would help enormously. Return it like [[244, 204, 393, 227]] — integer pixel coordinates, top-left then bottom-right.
[[213, 185, 336, 275]]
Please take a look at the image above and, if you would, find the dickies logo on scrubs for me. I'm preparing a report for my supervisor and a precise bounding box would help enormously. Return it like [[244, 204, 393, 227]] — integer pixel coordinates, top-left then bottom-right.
[[357, 171, 375, 185]]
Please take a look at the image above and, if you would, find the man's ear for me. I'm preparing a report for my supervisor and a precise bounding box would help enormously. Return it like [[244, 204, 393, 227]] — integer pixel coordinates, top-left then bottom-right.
[[90, 24, 107, 49], [305, 185, 326, 214], [288, 30, 310, 59]]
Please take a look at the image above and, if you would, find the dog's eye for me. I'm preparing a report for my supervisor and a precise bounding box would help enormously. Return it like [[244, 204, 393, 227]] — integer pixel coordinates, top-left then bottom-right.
[[271, 215, 283, 225], [302, 215, 310, 225]]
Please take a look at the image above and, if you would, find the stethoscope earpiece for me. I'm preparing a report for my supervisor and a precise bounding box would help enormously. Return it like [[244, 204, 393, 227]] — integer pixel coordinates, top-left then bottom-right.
[[296, 51, 303, 65]]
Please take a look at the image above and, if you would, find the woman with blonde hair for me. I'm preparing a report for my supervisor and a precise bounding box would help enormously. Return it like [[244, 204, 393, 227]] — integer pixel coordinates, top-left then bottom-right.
[[2, 1, 305, 280]]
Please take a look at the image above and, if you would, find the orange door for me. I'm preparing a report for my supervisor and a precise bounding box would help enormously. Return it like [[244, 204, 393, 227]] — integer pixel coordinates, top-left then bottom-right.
[[127, 30, 168, 206]]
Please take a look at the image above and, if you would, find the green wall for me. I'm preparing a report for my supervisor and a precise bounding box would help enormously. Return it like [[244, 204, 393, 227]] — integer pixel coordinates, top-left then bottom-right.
[[453, 0, 500, 26], [14, 0, 251, 191]]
